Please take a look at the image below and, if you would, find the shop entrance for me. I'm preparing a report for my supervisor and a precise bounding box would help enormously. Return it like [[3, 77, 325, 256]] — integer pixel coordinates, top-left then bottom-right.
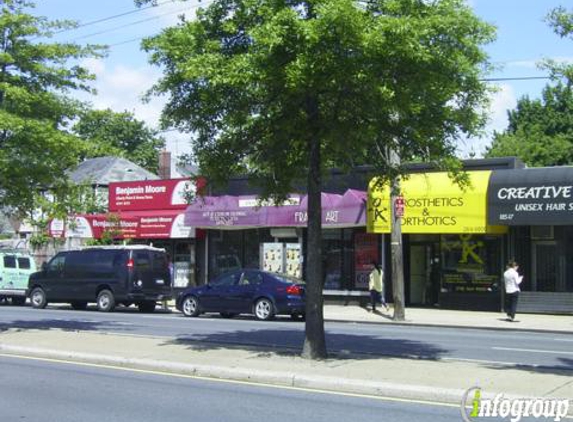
[[409, 242, 440, 306], [409, 244, 432, 305], [532, 241, 561, 291]]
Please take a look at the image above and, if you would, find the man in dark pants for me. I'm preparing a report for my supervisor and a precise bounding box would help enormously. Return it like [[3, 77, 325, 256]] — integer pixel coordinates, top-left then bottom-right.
[[504, 260, 523, 321]]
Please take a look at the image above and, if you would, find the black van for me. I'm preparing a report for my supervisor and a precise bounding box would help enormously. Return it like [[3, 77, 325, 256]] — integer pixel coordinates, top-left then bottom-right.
[[27, 246, 172, 313]]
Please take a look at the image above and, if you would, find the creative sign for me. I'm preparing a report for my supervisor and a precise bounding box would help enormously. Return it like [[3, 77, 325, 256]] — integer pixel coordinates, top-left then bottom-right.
[[488, 168, 573, 225], [368, 171, 505, 234]]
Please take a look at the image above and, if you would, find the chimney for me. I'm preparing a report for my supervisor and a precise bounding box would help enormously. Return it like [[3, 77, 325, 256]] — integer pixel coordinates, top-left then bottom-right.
[[158, 150, 171, 179]]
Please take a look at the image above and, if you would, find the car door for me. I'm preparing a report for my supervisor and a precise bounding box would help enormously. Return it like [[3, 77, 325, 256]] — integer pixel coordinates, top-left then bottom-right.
[[227, 270, 265, 314], [42, 254, 68, 299], [200, 271, 240, 312], [16, 256, 34, 291]]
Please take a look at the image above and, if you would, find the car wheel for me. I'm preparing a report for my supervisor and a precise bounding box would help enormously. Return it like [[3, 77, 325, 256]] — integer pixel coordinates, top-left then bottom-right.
[[96, 290, 116, 312], [182, 295, 200, 317], [70, 301, 88, 311], [254, 298, 275, 321], [11, 297, 26, 306], [290, 313, 305, 321], [30, 288, 47, 309], [220, 312, 236, 318], [138, 301, 156, 313]]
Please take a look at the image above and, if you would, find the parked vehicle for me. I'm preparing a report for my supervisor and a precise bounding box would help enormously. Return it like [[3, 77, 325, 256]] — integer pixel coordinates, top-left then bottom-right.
[[175, 269, 305, 321], [27, 245, 172, 313], [0, 249, 37, 306]]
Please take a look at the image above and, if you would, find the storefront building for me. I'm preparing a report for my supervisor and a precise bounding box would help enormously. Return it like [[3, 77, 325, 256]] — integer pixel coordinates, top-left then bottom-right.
[[183, 188, 379, 292], [488, 167, 573, 314], [368, 170, 508, 311]]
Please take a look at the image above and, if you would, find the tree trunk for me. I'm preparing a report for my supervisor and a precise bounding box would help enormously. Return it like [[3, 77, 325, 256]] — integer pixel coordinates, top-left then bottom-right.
[[390, 150, 405, 321], [302, 135, 327, 360]]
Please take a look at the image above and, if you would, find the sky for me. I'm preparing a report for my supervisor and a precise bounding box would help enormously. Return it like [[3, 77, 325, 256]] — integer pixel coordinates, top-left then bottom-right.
[[31, 0, 573, 164]]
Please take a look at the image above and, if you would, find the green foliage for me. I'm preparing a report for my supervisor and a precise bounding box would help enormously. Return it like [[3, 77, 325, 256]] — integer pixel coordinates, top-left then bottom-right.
[[0, 0, 105, 217], [73, 108, 166, 173], [140, 0, 495, 194], [487, 7, 573, 167]]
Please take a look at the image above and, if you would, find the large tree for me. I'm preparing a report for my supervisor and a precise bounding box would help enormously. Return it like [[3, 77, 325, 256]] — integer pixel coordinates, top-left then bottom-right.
[[485, 83, 573, 166], [73, 108, 166, 174], [139, 0, 495, 359], [0, 0, 103, 218], [486, 6, 573, 167]]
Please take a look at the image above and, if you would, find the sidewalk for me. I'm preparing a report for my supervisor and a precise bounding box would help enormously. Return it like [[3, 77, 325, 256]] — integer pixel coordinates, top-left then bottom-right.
[[322, 304, 573, 333], [0, 305, 571, 411]]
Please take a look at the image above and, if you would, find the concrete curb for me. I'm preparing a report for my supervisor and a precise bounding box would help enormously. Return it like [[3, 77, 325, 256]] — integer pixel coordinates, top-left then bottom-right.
[[323, 317, 573, 336], [0, 344, 464, 404]]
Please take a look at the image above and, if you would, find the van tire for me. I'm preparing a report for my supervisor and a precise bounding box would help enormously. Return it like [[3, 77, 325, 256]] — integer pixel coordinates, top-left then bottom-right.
[[30, 288, 47, 309], [96, 290, 115, 312], [138, 301, 156, 313]]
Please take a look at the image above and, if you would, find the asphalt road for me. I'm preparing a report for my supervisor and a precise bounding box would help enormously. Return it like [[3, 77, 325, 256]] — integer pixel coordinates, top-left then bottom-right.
[[0, 305, 572, 370], [0, 354, 460, 422]]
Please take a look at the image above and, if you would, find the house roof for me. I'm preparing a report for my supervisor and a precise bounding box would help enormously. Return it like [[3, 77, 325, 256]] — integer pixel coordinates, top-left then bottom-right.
[[69, 156, 159, 186]]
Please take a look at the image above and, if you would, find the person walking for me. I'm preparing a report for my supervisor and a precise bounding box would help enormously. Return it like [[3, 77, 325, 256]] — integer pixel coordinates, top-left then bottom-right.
[[369, 261, 388, 312], [504, 260, 523, 321]]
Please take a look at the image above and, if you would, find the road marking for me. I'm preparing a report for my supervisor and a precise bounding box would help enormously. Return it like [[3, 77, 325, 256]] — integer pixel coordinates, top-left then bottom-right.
[[493, 347, 573, 355], [0, 352, 458, 409]]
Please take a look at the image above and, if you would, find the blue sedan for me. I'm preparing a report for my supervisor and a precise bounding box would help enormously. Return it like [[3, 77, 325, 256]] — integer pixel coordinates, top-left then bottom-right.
[[175, 269, 306, 321]]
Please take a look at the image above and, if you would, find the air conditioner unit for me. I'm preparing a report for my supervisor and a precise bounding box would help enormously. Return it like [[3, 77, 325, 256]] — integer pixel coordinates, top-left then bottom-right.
[[531, 226, 554, 240]]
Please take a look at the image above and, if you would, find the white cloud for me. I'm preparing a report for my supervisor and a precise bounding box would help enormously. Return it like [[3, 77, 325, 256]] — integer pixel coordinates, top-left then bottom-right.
[[458, 83, 517, 157], [79, 57, 193, 170]]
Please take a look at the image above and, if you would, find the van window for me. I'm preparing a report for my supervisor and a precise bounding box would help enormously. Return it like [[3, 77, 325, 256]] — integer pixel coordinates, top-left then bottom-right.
[[48, 255, 66, 272], [134, 251, 150, 270], [3, 255, 16, 269], [152, 252, 167, 271], [17, 257, 31, 269]]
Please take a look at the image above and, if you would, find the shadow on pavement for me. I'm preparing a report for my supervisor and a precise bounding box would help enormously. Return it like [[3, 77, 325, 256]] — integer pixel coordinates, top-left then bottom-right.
[[484, 357, 573, 376], [0, 318, 119, 332], [162, 328, 449, 361]]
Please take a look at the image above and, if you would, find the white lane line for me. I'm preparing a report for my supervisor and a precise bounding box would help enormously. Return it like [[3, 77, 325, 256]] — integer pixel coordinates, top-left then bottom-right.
[[554, 338, 573, 342], [493, 347, 573, 355]]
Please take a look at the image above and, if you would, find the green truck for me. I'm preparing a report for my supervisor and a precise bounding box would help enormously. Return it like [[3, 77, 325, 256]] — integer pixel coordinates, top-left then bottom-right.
[[0, 249, 37, 305]]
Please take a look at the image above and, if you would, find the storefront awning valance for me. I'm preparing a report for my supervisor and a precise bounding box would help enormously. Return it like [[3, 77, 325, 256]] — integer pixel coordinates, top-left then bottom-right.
[[183, 189, 367, 229], [488, 167, 573, 225], [368, 171, 506, 234]]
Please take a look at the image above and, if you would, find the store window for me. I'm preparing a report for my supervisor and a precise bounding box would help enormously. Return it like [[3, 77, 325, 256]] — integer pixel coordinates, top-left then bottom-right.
[[209, 229, 273, 277], [323, 229, 342, 289], [440, 234, 502, 294]]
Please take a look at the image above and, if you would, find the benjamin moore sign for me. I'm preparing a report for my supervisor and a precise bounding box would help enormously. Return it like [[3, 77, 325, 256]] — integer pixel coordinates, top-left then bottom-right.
[[368, 171, 499, 234], [488, 167, 573, 225]]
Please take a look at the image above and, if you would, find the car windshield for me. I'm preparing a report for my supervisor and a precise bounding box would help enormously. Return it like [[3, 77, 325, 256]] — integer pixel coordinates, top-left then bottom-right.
[[271, 273, 305, 285]]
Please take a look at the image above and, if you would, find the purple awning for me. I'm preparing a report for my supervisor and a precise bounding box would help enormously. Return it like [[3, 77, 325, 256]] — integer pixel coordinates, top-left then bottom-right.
[[184, 189, 366, 228]]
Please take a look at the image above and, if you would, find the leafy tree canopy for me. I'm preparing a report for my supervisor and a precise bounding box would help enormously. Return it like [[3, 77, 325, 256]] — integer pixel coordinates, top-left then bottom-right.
[[0, 0, 104, 217], [140, 0, 495, 195], [73, 108, 166, 174], [486, 6, 573, 167]]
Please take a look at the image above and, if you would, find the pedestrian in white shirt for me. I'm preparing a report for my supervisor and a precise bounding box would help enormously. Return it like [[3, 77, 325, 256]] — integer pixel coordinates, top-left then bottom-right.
[[504, 260, 523, 321]]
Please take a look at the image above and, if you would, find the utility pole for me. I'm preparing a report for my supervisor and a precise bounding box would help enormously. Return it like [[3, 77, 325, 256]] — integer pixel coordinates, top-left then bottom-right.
[[389, 147, 405, 321]]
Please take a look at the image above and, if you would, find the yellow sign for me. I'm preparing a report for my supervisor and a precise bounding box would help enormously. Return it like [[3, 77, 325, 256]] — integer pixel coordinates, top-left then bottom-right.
[[367, 171, 506, 234]]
